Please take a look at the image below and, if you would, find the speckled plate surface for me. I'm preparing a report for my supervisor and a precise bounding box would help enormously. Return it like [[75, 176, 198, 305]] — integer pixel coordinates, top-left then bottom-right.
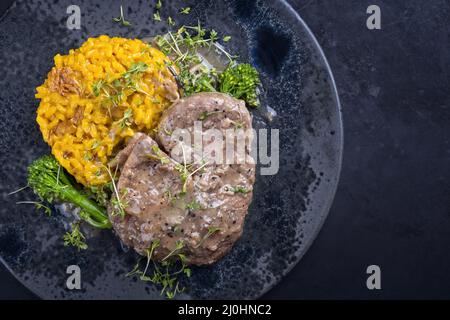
[[0, 0, 342, 299]]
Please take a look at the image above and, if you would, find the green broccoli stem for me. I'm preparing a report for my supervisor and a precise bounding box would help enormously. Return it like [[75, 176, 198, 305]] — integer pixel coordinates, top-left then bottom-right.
[[200, 79, 217, 93], [28, 156, 112, 229], [60, 186, 112, 229]]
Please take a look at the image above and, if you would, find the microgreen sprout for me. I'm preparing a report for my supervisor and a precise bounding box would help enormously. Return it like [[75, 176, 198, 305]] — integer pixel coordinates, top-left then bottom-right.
[[63, 222, 88, 251], [148, 145, 171, 165], [16, 201, 52, 216], [115, 108, 133, 129], [154, 22, 237, 96], [232, 186, 250, 194], [180, 7, 191, 15], [198, 110, 220, 121], [168, 16, 176, 27], [104, 165, 128, 218], [195, 226, 221, 248], [175, 144, 209, 194], [127, 239, 191, 299], [113, 5, 132, 27], [153, 11, 161, 22], [185, 199, 201, 211]]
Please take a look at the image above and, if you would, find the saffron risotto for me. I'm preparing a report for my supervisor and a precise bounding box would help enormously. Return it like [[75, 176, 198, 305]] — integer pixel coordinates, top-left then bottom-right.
[[35, 35, 179, 186]]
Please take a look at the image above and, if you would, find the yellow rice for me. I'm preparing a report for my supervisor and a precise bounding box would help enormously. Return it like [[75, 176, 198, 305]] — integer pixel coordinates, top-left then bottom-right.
[[35, 35, 178, 186]]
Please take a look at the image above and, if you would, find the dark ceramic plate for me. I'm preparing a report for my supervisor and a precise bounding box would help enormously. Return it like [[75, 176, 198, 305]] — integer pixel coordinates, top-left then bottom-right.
[[0, 0, 342, 299]]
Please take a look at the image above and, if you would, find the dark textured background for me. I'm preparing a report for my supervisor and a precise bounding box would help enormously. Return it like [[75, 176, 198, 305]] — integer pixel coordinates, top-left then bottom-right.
[[1, 0, 450, 299]]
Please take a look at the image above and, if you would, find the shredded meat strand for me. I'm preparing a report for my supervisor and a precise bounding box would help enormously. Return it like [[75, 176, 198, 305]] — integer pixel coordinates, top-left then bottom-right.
[[48, 67, 82, 96]]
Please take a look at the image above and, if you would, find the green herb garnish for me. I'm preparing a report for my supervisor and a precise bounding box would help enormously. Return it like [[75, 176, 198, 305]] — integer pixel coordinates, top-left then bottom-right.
[[168, 16, 175, 26], [234, 121, 245, 131], [92, 79, 105, 97], [125, 62, 148, 76], [90, 140, 102, 150], [127, 239, 191, 299], [153, 11, 161, 22], [63, 222, 88, 251], [232, 186, 250, 194], [113, 5, 132, 27], [87, 182, 113, 208], [185, 199, 201, 211], [95, 62, 148, 108], [198, 110, 219, 121], [195, 226, 221, 248], [174, 145, 209, 194], [16, 201, 52, 216], [154, 22, 236, 96], [180, 7, 191, 15], [104, 165, 128, 219], [149, 145, 171, 165], [116, 108, 133, 129]]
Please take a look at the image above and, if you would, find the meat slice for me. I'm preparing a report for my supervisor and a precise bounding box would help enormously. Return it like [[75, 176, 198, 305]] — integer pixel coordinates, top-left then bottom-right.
[[109, 93, 256, 266], [108, 132, 146, 171], [157, 92, 253, 161], [109, 133, 254, 265]]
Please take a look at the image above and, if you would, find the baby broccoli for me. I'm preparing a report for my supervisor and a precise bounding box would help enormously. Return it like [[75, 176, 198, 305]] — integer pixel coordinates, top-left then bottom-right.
[[27, 155, 112, 229], [219, 63, 261, 107]]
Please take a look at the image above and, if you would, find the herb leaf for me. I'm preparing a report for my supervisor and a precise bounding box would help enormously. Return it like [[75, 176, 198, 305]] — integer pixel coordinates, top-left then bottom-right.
[[113, 5, 132, 27], [232, 186, 250, 194], [185, 199, 201, 211], [180, 7, 191, 15], [63, 223, 88, 251], [127, 239, 190, 299], [167, 16, 175, 27], [153, 11, 161, 22]]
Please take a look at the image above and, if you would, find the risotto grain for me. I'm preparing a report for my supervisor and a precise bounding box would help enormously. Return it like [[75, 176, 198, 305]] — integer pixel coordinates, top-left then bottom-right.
[[35, 35, 179, 186]]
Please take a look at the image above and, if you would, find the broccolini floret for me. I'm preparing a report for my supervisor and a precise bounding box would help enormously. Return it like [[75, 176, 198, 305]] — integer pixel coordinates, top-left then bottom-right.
[[219, 63, 261, 107], [27, 155, 112, 229]]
